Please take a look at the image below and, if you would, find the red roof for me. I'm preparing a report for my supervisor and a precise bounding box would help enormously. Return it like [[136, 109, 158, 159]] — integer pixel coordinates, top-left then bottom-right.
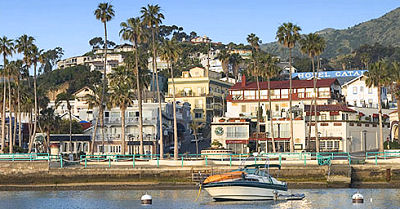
[[231, 78, 338, 90], [304, 104, 357, 113]]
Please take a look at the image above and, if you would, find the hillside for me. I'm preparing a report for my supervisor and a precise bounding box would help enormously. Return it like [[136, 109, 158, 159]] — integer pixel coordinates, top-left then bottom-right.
[[261, 7, 400, 59]]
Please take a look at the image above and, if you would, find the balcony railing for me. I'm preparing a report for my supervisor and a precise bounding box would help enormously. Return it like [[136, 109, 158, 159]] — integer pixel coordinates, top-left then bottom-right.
[[104, 117, 157, 125]]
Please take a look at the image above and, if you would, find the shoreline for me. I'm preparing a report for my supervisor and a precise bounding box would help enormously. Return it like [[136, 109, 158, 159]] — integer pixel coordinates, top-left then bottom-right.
[[1, 181, 399, 191]]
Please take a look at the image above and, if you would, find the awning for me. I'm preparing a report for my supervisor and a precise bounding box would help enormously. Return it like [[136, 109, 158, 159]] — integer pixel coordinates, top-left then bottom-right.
[[359, 112, 365, 117], [330, 111, 340, 116], [226, 140, 248, 144], [127, 141, 154, 145], [373, 113, 379, 118]]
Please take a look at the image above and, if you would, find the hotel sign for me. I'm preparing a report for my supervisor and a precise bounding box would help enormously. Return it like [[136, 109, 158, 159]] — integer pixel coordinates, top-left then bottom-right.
[[292, 70, 367, 79]]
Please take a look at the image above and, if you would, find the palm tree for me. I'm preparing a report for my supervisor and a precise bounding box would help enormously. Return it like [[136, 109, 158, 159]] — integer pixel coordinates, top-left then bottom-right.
[[300, 33, 326, 152], [15, 35, 35, 87], [217, 49, 230, 77], [141, 4, 165, 158], [26, 44, 42, 153], [141, 4, 164, 100], [55, 91, 75, 153], [94, 2, 115, 152], [365, 60, 390, 152], [262, 54, 280, 153], [0, 36, 14, 153], [229, 53, 243, 83], [160, 39, 181, 160], [9, 60, 23, 148], [108, 66, 135, 155], [6, 61, 21, 153], [390, 61, 400, 125], [120, 17, 146, 156], [246, 33, 262, 152], [38, 108, 60, 153], [276, 22, 302, 152], [85, 85, 104, 155]]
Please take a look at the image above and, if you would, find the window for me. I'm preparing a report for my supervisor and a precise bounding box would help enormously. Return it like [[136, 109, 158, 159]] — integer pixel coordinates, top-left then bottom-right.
[[320, 141, 326, 149], [195, 113, 202, 118], [368, 88, 373, 94], [327, 141, 333, 149], [353, 87, 358, 94], [241, 105, 246, 113], [360, 86, 364, 93], [334, 141, 339, 149], [227, 126, 247, 138], [321, 114, 327, 120]]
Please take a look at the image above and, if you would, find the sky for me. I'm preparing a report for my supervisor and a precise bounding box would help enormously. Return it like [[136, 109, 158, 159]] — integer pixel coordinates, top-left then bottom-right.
[[0, 0, 399, 63]]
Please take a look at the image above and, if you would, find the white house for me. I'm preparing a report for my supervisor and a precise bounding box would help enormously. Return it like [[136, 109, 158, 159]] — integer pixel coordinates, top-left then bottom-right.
[[341, 75, 388, 108]]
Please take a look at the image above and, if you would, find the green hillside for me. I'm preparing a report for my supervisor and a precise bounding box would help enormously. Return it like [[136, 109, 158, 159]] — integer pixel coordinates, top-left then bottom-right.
[[261, 7, 400, 59]]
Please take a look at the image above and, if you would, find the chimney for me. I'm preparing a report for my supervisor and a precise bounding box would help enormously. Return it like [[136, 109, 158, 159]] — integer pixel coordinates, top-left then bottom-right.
[[241, 75, 246, 87]]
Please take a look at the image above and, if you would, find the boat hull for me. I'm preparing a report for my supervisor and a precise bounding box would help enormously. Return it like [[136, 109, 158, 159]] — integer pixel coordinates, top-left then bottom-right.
[[203, 181, 287, 201]]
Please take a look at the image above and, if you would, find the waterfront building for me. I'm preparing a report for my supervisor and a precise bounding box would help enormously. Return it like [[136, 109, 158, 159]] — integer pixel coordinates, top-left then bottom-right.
[[341, 74, 388, 108], [84, 102, 192, 155], [166, 67, 233, 129], [212, 104, 390, 154], [226, 76, 342, 119]]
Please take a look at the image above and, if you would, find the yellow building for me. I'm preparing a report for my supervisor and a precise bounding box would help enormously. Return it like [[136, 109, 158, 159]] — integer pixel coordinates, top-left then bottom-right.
[[166, 67, 233, 126]]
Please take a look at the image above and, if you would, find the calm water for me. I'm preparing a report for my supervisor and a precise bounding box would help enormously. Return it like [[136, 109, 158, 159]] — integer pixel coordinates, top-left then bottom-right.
[[1, 188, 400, 209]]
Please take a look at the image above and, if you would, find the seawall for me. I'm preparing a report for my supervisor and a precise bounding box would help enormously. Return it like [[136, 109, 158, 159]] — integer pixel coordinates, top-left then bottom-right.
[[1, 162, 399, 190]]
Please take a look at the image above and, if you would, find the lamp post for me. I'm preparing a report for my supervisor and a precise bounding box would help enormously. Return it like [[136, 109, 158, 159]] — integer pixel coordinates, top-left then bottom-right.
[[362, 130, 367, 152], [318, 132, 322, 151]]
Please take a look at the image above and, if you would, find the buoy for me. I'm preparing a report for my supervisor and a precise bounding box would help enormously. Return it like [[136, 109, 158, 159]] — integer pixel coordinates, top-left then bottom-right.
[[352, 192, 363, 203], [141, 193, 152, 205]]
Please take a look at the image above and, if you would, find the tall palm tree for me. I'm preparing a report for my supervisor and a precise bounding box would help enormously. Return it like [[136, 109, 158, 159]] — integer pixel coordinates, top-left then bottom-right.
[[15, 35, 35, 87], [300, 33, 326, 152], [26, 44, 41, 153], [108, 66, 135, 155], [365, 60, 390, 152], [262, 54, 280, 153], [0, 36, 14, 153], [6, 61, 21, 153], [94, 2, 115, 152], [276, 22, 302, 152], [390, 61, 400, 125], [141, 4, 165, 158], [120, 17, 146, 156], [10, 60, 23, 148], [160, 39, 181, 160], [246, 33, 262, 152], [141, 4, 164, 100], [217, 49, 230, 77], [229, 53, 243, 83], [85, 85, 104, 155], [55, 91, 75, 153]]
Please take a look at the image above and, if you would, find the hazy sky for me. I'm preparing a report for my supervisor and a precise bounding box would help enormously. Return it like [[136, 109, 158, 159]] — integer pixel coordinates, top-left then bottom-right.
[[0, 0, 399, 61]]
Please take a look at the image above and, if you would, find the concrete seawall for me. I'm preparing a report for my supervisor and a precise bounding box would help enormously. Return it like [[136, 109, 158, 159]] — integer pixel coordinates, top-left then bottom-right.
[[1, 162, 400, 190]]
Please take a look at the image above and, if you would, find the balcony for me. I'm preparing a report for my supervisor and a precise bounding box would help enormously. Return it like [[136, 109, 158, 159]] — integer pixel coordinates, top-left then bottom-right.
[[105, 117, 157, 125]]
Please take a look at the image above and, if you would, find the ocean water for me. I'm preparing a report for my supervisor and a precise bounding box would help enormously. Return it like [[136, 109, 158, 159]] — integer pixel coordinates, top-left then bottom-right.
[[0, 188, 399, 209]]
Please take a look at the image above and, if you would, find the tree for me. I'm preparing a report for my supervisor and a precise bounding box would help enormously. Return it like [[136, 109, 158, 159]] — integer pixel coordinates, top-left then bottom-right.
[[108, 66, 135, 155], [160, 39, 181, 160], [0, 36, 15, 153], [217, 49, 230, 76], [38, 108, 60, 153], [389, 61, 400, 137], [229, 53, 243, 83], [15, 35, 35, 86], [39, 47, 64, 73], [365, 60, 390, 152], [276, 22, 302, 152], [94, 2, 115, 154], [246, 33, 262, 152], [261, 54, 280, 153], [89, 37, 104, 49], [85, 85, 104, 155], [300, 33, 326, 152], [120, 17, 146, 156], [141, 4, 165, 158], [55, 91, 75, 153], [26, 44, 42, 153], [8, 60, 23, 147]]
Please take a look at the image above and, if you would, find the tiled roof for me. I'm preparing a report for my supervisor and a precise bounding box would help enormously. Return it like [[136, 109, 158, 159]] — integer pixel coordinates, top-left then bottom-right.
[[230, 78, 338, 90], [304, 104, 357, 113]]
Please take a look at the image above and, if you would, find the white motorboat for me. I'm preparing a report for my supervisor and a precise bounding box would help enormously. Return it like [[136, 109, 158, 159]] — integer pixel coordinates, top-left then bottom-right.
[[202, 164, 288, 201]]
